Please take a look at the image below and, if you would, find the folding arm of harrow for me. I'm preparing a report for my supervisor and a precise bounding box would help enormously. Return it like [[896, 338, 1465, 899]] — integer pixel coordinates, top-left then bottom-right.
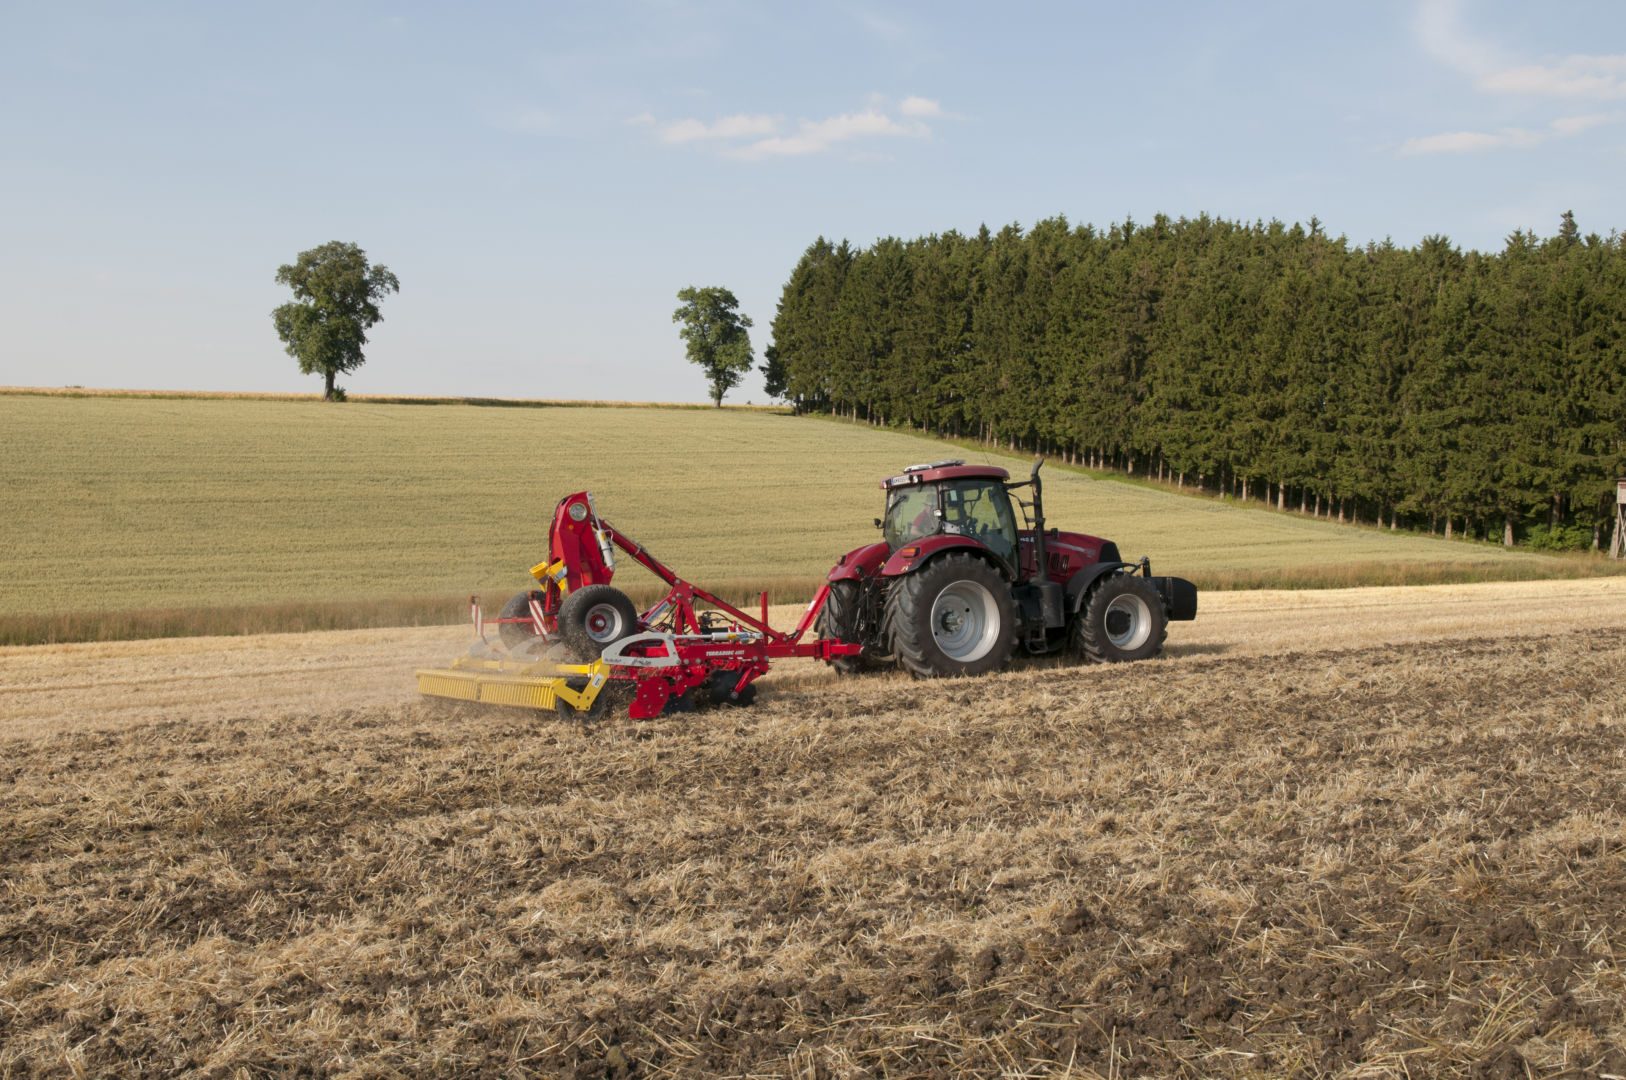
[[569, 519, 861, 717]]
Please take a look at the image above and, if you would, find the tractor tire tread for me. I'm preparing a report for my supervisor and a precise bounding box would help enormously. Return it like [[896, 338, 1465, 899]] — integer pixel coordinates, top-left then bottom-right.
[[882, 552, 1016, 679], [1073, 574, 1168, 664]]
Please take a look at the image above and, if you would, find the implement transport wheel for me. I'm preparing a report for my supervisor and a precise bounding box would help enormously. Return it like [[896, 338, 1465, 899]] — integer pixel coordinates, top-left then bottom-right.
[[498, 591, 545, 650], [557, 584, 639, 661], [816, 580, 879, 675], [1073, 574, 1167, 663], [883, 553, 1016, 678]]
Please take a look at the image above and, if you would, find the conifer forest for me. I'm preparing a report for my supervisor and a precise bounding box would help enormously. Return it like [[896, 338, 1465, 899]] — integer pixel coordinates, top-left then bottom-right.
[[769, 213, 1626, 550]]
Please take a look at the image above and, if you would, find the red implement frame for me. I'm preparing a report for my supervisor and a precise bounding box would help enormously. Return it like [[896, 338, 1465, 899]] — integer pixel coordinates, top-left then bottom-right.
[[598, 519, 859, 717], [488, 492, 861, 719]]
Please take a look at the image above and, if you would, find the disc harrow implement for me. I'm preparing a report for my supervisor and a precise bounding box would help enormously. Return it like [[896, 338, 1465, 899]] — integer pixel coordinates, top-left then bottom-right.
[[417, 490, 861, 719]]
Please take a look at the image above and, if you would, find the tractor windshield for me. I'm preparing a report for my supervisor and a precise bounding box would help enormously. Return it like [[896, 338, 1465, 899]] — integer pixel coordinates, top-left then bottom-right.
[[939, 479, 1018, 565], [883, 485, 939, 549]]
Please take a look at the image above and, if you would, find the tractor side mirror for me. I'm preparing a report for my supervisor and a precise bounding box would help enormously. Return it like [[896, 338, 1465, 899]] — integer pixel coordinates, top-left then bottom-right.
[[873, 517, 883, 530]]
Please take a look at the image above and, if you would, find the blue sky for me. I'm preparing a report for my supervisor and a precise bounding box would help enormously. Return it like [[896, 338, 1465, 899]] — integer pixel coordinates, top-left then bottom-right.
[[2, 1, 1622, 402]]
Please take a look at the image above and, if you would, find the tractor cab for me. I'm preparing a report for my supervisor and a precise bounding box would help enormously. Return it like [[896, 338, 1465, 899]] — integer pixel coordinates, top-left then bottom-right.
[[882, 461, 1020, 567]]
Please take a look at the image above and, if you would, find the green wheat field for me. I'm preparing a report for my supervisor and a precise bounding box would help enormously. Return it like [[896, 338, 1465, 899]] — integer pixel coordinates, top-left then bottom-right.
[[0, 392, 1603, 643]]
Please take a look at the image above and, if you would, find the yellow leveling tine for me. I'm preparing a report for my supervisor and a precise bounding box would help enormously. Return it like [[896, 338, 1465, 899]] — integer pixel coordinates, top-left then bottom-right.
[[416, 657, 610, 712]]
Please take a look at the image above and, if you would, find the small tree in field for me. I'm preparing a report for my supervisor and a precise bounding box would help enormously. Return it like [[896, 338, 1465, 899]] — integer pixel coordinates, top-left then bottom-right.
[[673, 286, 754, 406], [272, 242, 400, 400]]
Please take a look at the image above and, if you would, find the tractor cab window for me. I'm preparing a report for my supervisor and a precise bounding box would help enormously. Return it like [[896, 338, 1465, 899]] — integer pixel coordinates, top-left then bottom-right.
[[883, 485, 939, 549], [938, 479, 1018, 565]]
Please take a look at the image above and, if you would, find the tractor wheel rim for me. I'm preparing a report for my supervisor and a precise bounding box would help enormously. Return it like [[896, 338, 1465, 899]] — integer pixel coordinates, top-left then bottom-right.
[[1104, 593, 1152, 650], [583, 604, 625, 643], [930, 580, 1000, 662]]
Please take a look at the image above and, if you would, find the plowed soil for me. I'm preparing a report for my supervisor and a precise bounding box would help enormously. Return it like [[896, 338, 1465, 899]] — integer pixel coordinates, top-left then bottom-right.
[[2, 582, 1625, 1076]]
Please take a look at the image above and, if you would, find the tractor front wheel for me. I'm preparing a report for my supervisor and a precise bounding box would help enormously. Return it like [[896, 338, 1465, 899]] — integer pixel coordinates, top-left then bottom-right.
[[1073, 574, 1167, 663], [557, 584, 639, 660], [883, 553, 1016, 678]]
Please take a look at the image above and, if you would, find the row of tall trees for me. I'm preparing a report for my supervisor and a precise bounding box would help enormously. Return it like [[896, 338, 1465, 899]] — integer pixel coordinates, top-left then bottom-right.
[[769, 213, 1626, 548]]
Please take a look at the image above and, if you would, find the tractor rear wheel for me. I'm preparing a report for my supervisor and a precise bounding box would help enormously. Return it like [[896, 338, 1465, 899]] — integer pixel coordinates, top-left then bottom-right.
[[816, 580, 879, 674], [557, 584, 639, 660], [498, 591, 545, 650], [1073, 574, 1167, 663], [883, 553, 1016, 678]]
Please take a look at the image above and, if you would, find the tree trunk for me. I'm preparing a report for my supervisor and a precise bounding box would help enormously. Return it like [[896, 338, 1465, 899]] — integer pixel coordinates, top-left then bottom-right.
[[1503, 515, 1515, 547], [1445, 518, 1454, 539], [324, 369, 336, 401]]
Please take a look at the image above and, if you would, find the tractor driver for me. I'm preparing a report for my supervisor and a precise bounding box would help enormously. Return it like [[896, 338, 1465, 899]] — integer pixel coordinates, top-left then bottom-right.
[[884, 485, 940, 549]]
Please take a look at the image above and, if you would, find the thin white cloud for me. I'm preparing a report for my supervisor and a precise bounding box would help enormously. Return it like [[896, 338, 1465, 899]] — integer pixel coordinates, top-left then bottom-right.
[[1480, 56, 1626, 100], [1414, 0, 1502, 77], [1400, 128, 1542, 154], [733, 109, 922, 159], [650, 98, 941, 159], [1400, 113, 1620, 155], [1415, 0, 1626, 99], [1550, 112, 1615, 136], [625, 111, 656, 127], [658, 113, 780, 144]]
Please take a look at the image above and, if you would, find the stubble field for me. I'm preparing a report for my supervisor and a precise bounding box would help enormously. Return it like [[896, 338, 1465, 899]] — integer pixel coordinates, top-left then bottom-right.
[[2, 580, 1624, 1077]]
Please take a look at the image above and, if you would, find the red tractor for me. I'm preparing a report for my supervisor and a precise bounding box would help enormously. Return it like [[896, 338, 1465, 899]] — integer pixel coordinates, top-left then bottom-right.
[[816, 460, 1197, 677]]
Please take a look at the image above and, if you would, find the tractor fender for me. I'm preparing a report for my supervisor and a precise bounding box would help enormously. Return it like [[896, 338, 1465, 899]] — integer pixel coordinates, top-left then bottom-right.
[[827, 541, 889, 583], [1064, 562, 1132, 613], [881, 535, 1008, 578]]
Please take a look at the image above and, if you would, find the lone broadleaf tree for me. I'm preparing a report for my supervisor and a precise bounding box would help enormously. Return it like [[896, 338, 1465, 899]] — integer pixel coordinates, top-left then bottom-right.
[[272, 242, 400, 400], [673, 286, 754, 406]]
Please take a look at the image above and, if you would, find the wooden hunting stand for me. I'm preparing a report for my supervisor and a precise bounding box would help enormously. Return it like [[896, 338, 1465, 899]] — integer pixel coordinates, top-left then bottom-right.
[[1614, 479, 1626, 559]]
